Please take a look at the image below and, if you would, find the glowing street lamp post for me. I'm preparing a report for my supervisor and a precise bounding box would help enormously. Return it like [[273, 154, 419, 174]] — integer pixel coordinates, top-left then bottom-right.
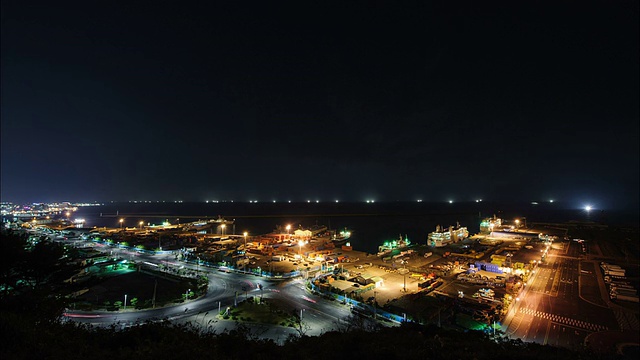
[[286, 224, 291, 238], [373, 290, 377, 319], [119, 219, 124, 229], [139, 221, 144, 230], [124, 294, 127, 311], [221, 224, 226, 236], [298, 240, 305, 260], [243, 231, 248, 255]]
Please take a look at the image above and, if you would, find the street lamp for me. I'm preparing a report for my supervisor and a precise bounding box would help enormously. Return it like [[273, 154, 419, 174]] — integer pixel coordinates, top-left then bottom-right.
[[185, 288, 191, 300], [221, 224, 226, 236], [298, 240, 304, 259], [373, 290, 377, 319], [286, 224, 291, 237], [243, 231, 248, 255], [139, 221, 144, 230], [124, 294, 127, 310], [119, 218, 124, 229]]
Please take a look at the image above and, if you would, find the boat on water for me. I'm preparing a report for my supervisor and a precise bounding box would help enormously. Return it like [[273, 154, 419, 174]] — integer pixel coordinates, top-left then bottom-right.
[[377, 234, 411, 256], [427, 222, 469, 247], [331, 228, 352, 246]]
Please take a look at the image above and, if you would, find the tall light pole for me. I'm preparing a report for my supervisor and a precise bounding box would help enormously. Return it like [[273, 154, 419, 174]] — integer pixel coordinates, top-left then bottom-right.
[[403, 270, 407, 292], [152, 279, 157, 308], [119, 218, 124, 229], [124, 294, 127, 310], [298, 240, 304, 259], [373, 290, 377, 319], [243, 231, 248, 256], [286, 224, 291, 238], [221, 224, 226, 236], [139, 221, 144, 230]]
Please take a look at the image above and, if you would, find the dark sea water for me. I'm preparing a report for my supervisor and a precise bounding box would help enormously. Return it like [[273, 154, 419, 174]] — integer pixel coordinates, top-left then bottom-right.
[[73, 201, 638, 255]]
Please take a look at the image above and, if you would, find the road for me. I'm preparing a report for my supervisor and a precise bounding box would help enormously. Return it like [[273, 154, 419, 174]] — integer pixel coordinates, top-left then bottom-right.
[[501, 240, 627, 349], [63, 239, 357, 342]]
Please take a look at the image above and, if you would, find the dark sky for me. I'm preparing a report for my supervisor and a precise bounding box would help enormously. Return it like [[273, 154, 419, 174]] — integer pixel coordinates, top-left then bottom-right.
[[1, 1, 638, 209]]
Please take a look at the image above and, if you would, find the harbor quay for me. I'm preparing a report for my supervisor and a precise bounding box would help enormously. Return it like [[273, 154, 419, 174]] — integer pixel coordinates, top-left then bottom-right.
[[23, 215, 564, 328]]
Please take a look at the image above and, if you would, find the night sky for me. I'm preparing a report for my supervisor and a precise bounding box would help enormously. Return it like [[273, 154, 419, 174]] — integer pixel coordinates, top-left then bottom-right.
[[1, 1, 638, 210]]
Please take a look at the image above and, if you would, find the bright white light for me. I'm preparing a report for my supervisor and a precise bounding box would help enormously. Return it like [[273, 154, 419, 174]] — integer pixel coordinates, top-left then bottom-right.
[[288, 200, 291, 203], [335, 200, 339, 203], [316, 200, 319, 203], [585, 205, 592, 212], [307, 200, 311, 203], [549, 199, 554, 203], [448, 200, 453, 204], [273, 200, 276, 203]]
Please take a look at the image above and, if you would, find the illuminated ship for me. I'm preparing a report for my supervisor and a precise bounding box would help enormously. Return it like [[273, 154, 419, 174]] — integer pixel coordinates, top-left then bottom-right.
[[331, 228, 352, 246], [427, 222, 469, 247], [378, 234, 411, 256]]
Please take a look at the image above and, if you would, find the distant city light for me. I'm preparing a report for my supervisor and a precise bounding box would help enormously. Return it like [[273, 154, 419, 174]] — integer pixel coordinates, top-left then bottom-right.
[[417, 199, 422, 202], [335, 200, 339, 203], [585, 205, 592, 212], [549, 199, 554, 203], [448, 200, 453, 204]]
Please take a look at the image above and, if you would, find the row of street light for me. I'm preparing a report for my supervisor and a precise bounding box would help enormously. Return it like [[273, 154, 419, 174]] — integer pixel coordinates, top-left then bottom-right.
[[118, 219, 146, 229]]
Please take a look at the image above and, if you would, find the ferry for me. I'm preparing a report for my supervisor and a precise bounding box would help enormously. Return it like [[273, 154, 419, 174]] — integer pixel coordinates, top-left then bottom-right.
[[427, 222, 469, 247]]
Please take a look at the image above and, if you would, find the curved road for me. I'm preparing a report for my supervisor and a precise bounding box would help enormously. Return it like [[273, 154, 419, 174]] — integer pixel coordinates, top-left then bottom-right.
[[64, 245, 356, 340]]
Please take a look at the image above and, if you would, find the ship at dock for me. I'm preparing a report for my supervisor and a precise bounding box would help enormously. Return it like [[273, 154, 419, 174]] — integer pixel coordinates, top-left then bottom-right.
[[330, 228, 352, 246], [427, 222, 469, 247], [377, 234, 411, 256]]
